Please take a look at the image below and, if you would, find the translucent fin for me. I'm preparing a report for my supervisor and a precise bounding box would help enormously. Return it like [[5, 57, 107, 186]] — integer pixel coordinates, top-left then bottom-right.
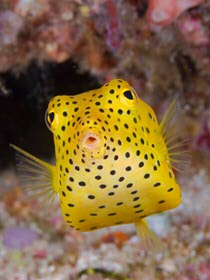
[[10, 144, 57, 207], [135, 219, 163, 252], [159, 98, 191, 173]]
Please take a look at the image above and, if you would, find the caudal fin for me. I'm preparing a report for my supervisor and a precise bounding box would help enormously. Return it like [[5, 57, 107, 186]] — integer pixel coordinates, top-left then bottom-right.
[[135, 219, 163, 252]]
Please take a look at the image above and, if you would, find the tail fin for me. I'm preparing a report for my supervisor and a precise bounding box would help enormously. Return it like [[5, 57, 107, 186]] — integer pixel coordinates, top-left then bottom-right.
[[10, 144, 57, 207], [135, 219, 163, 252]]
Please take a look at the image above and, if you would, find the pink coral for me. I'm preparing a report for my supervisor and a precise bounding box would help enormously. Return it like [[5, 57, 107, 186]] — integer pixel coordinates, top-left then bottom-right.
[[0, 11, 24, 46], [194, 117, 210, 153], [146, 0, 204, 27], [178, 16, 209, 46]]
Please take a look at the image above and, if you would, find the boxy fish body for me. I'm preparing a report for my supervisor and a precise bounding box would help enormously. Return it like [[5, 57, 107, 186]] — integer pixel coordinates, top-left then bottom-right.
[[11, 79, 186, 250]]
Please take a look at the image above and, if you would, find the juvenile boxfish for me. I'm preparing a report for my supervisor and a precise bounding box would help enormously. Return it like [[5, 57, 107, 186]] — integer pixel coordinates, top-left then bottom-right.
[[11, 79, 188, 250]]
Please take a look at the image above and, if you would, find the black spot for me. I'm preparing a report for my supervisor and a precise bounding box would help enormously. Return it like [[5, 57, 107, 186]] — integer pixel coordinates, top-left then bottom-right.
[[154, 182, 161, 187], [126, 137, 131, 143], [99, 205, 106, 209], [168, 188, 173, 192], [140, 138, 144, 145], [61, 126, 66, 131], [97, 165, 103, 170], [114, 125, 119, 131], [139, 162, 144, 168], [136, 150, 141, 156], [144, 154, 148, 160], [90, 227, 97, 230], [100, 184, 107, 189], [127, 183, 133, 188], [135, 210, 143, 213], [126, 166, 132, 171], [79, 181, 86, 186], [131, 190, 138, 195], [95, 101, 101, 106], [113, 185, 119, 188], [150, 153, 154, 159], [99, 108, 105, 113], [123, 90, 133, 100], [85, 168, 91, 172], [75, 166, 80, 171], [65, 213, 70, 217], [159, 200, 165, 204], [69, 177, 74, 182], [146, 127, 150, 133], [67, 186, 72, 192], [125, 152, 130, 158], [108, 213, 117, 216], [63, 111, 68, 117], [133, 132, 137, 138], [68, 203, 74, 207], [109, 89, 115, 94], [95, 175, 101, 180], [144, 173, 150, 179], [110, 170, 116, 175], [133, 204, 141, 208], [133, 196, 140, 201], [119, 177, 125, 182], [118, 139, 122, 145], [116, 202, 123, 206], [74, 107, 79, 112], [124, 123, 129, 129], [153, 166, 157, 171], [62, 191, 66, 197], [88, 195, 95, 199], [108, 192, 115, 196], [114, 155, 119, 161], [133, 117, 137, 123], [148, 112, 153, 120], [90, 213, 97, 216]]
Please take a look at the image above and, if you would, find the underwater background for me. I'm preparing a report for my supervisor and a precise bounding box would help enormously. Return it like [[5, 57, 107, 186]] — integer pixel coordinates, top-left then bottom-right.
[[0, 0, 210, 279]]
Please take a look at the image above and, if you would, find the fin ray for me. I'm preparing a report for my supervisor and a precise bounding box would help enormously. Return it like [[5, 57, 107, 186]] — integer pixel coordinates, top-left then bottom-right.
[[10, 144, 57, 207], [158, 98, 190, 172], [135, 219, 163, 252]]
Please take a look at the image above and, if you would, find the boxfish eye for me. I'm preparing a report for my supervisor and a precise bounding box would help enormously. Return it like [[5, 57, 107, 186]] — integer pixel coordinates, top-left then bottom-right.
[[123, 90, 134, 100], [48, 112, 55, 124], [45, 109, 57, 132]]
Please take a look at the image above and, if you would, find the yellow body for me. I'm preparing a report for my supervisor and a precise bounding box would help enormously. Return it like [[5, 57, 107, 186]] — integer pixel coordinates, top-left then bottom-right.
[[47, 79, 181, 231], [11, 79, 184, 250]]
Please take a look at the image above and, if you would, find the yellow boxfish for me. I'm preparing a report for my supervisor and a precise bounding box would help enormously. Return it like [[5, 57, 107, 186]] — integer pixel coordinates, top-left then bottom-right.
[[11, 79, 188, 250]]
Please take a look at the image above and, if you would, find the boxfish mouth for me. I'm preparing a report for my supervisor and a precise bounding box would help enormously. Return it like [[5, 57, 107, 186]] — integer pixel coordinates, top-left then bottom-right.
[[81, 131, 105, 158]]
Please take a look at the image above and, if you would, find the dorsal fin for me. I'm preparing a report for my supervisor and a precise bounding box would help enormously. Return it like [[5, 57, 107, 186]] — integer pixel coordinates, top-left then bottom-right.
[[159, 98, 191, 172]]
